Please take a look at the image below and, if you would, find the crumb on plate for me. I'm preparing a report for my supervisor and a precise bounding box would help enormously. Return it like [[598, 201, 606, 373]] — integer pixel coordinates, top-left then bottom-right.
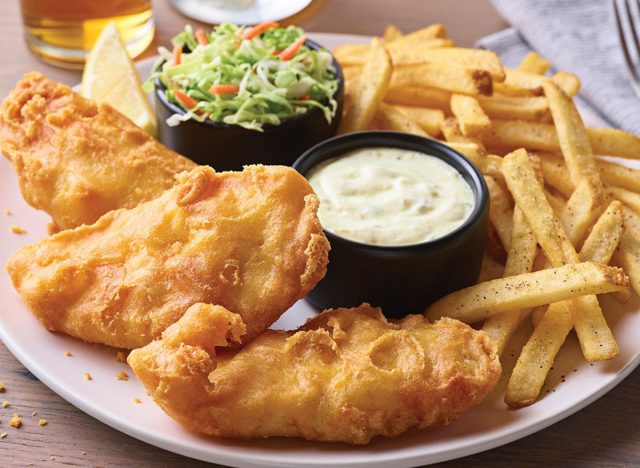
[[0, 382, 5, 393], [64, 351, 72, 357], [84, 373, 92, 381], [4, 209, 11, 216], [134, 398, 142, 404], [9, 414, 21, 428], [116, 371, 129, 381], [31, 411, 37, 416], [115, 351, 127, 363], [2, 401, 9, 408], [10, 225, 27, 234], [38, 419, 47, 426], [0, 432, 6, 439]]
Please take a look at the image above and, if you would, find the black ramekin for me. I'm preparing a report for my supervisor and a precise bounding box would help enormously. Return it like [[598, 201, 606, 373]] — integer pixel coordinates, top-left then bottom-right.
[[154, 39, 344, 170], [293, 131, 489, 318]]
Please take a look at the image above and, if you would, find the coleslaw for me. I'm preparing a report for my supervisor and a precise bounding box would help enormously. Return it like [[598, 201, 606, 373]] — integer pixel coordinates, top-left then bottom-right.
[[144, 23, 339, 132]]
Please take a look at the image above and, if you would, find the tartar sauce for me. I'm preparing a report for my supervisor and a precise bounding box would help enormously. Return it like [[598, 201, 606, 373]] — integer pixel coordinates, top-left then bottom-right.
[[307, 147, 475, 246]]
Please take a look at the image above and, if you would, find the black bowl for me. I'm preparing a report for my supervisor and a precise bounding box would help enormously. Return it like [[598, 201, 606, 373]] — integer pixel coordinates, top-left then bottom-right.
[[293, 131, 489, 318], [154, 39, 344, 170]]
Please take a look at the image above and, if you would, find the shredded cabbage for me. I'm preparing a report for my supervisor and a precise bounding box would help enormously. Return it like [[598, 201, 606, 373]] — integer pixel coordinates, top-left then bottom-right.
[[144, 23, 339, 132]]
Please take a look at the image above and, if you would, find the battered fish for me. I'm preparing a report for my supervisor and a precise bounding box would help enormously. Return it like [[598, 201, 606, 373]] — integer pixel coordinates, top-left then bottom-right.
[[7, 165, 329, 348], [128, 303, 501, 444], [0, 72, 196, 230]]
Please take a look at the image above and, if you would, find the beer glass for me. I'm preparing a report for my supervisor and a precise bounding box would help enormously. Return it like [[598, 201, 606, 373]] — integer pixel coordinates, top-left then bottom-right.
[[20, 0, 155, 68]]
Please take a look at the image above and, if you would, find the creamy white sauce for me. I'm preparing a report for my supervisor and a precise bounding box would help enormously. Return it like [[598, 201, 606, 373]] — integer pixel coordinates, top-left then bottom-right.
[[307, 147, 475, 246]]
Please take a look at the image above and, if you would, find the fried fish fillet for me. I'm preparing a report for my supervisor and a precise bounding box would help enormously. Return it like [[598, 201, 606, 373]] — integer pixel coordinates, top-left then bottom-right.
[[0, 72, 196, 230], [7, 165, 329, 348], [128, 303, 501, 444]]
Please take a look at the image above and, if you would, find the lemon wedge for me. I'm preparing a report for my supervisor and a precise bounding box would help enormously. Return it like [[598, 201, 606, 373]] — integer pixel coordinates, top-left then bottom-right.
[[82, 22, 156, 136]]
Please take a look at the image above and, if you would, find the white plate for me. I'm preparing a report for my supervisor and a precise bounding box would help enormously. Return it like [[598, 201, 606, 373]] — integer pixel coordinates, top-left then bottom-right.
[[169, 0, 312, 26], [2, 32, 640, 468]]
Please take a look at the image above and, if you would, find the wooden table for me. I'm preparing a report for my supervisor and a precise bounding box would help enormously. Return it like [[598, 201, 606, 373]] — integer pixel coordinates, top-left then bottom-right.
[[1, 1, 639, 466]]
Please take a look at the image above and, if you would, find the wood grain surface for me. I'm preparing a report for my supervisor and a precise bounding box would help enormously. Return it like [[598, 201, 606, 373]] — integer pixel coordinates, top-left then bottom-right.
[[1, 1, 639, 467]]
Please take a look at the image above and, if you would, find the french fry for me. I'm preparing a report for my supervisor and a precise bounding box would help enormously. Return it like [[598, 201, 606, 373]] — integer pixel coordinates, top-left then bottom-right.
[[424, 261, 628, 323], [482, 207, 538, 354], [543, 80, 600, 186], [334, 40, 455, 67], [505, 301, 574, 407], [502, 149, 575, 265], [390, 63, 492, 96], [587, 127, 640, 159], [480, 154, 505, 182], [392, 48, 505, 81], [495, 68, 546, 96], [539, 156, 575, 198], [442, 141, 487, 167], [440, 117, 485, 147], [383, 24, 403, 42], [609, 186, 640, 215], [391, 105, 445, 136], [544, 188, 567, 215], [622, 205, 640, 238], [484, 120, 640, 160], [373, 103, 427, 136], [561, 175, 607, 247], [518, 51, 552, 75], [498, 69, 580, 97], [485, 175, 514, 252], [477, 95, 549, 121], [551, 71, 580, 97], [599, 159, 640, 193], [338, 39, 392, 134], [392, 23, 448, 43], [507, 202, 626, 407], [612, 208, 640, 296], [342, 66, 361, 83], [501, 149, 619, 361], [384, 86, 451, 112], [580, 201, 625, 264], [509, 202, 627, 405], [484, 120, 559, 153], [529, 304, 548, 328], [450, 94, 491, 137]]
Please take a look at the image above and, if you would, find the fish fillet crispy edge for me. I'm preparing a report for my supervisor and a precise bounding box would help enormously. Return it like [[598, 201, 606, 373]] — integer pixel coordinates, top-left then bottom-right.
[[0, 72, 196, 230], [128, 303, 501, 444], [7, 165, 330, 348]]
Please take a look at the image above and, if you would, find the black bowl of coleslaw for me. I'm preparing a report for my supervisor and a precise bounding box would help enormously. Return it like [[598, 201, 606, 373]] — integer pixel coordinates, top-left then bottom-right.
[[151, 24, 343, 170]]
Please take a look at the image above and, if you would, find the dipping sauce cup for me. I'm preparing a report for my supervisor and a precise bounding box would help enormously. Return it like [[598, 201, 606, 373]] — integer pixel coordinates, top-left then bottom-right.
[[293, 131, 489, 318]]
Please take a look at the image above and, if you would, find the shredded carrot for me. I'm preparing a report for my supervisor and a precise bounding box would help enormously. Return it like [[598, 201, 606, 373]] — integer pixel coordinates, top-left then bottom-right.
[[242, 21, 279, 40], [173, 90, 198, 109], [208, 84, 240, 95], [278, 35, 307, 61], [195, 28, 208, 46], [172, 46, 182, 65]]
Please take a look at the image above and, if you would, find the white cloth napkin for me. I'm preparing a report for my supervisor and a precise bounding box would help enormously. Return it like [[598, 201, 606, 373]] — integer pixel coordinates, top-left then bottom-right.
[[476, 0, 640, 134]]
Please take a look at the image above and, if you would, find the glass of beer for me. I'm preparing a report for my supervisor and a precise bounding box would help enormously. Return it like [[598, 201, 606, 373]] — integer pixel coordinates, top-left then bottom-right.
[[20, 0, 155, 69]]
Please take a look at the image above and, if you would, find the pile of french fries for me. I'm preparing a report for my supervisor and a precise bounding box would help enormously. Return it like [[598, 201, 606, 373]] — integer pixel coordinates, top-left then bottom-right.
[[335, 24, 640, 408]]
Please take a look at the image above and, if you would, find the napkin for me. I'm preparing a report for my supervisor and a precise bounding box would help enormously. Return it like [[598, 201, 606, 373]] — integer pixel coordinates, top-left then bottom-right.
[[476, 0, 640, 134]]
